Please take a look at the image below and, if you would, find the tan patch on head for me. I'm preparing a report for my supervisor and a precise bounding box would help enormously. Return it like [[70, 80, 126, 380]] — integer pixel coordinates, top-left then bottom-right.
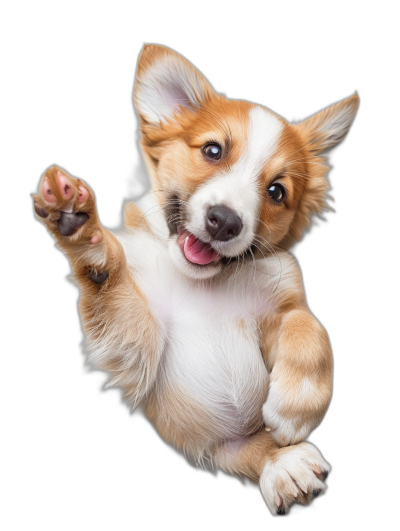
[[240, 94, 357, 253], [252, 122, 328, 251], [274, 93, 359, 247], [140, 98, 252, 204]]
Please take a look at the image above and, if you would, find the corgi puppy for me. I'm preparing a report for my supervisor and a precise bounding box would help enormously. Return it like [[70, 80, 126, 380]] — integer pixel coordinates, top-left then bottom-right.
[[33, 45, 358, 515]]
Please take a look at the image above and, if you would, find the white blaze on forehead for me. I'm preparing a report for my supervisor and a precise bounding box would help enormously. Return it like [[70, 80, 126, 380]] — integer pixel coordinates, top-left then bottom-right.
[[233, 106, 283, 186], [186, 106, 282, 256]]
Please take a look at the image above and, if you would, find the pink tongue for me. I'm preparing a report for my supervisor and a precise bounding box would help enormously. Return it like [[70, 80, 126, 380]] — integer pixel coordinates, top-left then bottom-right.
[[183, 234, 219, 265]]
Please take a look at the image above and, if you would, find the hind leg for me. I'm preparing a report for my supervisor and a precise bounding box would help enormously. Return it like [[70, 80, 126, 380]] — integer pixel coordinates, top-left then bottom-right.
[[214, 430, 330, 515]]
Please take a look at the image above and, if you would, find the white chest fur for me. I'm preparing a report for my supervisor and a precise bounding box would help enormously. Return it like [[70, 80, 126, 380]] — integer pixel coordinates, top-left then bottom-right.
[[116, 227, 296, 440], [112, 196, 295, 454], [150, 269, 270, 439]]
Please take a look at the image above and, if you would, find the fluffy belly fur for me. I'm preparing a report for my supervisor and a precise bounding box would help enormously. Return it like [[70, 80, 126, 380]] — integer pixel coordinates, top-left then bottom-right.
[[147, 308, 269, 456], [118, 230, 270, 456]]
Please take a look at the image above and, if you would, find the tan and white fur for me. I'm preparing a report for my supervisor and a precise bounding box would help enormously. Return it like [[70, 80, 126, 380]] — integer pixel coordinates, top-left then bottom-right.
[[33, 45, 358, 515]]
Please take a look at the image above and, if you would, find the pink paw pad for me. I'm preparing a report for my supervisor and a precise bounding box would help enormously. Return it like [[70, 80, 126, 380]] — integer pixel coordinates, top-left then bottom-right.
[[56, 171, 75, 200], [78, 185, 89, 203], [41, 171, 75, 203], [90, 233, 103, 244], [41, 178, 57, 203]]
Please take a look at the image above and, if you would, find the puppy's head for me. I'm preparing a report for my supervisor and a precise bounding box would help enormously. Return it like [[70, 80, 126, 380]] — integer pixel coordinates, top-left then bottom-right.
[[134, 45, 359, 280]]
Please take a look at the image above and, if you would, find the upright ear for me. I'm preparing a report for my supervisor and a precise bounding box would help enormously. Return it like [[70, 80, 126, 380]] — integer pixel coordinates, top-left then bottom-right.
[[297, 93, 360, 154], [134, 44, 216, 125]]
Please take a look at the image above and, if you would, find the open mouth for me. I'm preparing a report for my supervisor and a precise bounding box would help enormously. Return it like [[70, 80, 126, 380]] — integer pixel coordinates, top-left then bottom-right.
[[177, 227, 222, 266]]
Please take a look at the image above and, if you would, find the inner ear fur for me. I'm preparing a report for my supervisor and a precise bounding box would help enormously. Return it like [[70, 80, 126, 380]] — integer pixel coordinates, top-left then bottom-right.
[[133, 44, 217, 127], [296, 92, 360, 154]]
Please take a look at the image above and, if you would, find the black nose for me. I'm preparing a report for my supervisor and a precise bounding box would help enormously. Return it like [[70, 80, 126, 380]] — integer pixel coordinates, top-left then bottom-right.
[[206, 205, 243, 241]]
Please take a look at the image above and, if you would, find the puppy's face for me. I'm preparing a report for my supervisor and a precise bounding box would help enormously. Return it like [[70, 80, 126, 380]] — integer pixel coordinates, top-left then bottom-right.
[[134, 45, 358, 279]]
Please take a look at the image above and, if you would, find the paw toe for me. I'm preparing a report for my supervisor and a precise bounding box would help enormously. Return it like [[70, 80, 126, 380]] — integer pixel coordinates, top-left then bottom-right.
[[41, 178, 57, 203], [40, 167, 80, 206], [78, 185, 89, 203], [34, 202, 49, 218], [56, 171, 75, 200]]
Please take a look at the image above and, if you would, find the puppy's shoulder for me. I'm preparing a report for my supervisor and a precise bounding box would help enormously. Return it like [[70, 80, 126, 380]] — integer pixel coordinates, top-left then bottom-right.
[[245, 250, 304, 314]]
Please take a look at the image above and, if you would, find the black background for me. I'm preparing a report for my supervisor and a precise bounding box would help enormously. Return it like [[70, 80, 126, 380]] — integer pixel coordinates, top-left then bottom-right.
[[16, 8, 380, 529]]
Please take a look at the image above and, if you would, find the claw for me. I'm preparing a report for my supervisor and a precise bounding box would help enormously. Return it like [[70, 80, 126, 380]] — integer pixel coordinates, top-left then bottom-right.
[[312, 488, 322, 498], [321, 470, 329, 481]]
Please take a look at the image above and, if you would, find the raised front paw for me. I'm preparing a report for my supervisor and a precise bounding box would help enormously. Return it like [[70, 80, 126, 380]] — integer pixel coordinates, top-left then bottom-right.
[[33, 165, 100, 242], [262, 362, 331, 446], [260, 441, 330, 515], [33, 166, 110, 283]]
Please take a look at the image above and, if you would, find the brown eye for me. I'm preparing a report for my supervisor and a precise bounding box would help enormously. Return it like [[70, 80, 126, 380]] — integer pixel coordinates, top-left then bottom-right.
[[268, 183, 286, 203], [202, 143, 222, 161]]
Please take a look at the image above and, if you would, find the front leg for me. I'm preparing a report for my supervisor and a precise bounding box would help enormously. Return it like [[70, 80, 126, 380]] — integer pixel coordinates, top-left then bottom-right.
[[262, 308, 333, 446], [33, 165, 163, 407]]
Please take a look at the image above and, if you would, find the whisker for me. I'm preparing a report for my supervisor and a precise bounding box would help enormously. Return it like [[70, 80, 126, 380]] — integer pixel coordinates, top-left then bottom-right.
[[285, 154, 325, 163], [285, 160, 329, 170], [284, 138, 326, 159]]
